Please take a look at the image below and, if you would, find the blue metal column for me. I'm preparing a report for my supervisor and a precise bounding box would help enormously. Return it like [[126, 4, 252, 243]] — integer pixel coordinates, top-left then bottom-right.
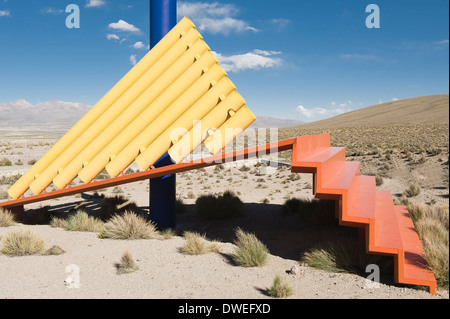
[[149, 0, 177, 229]]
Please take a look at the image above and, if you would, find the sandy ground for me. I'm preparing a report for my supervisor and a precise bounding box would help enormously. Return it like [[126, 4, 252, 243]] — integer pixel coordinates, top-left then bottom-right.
[[0, 136, 449, 299]]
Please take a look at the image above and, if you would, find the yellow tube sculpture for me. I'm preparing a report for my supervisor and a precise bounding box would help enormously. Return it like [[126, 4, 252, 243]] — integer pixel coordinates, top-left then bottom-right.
[[8, 17, 196, 199], [8, 16, 257, 198]]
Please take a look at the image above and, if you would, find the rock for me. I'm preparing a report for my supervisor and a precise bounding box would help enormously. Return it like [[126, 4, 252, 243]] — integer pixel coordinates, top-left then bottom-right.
[[289, 265, 300, 276]]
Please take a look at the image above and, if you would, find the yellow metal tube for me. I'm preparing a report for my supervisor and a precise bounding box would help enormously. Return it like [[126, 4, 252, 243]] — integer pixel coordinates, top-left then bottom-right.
[[30, 28, 202, 194], [79, 59, 224, 183], [9, 16, 196, 199], [203, 106, 256, 155], [52, 41, 215, 189], [167, 90, 247, 164], [107, 75, 236, 175]]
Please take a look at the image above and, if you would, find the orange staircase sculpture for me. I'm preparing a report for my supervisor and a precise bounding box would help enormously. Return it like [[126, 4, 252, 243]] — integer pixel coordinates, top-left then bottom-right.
[[0, 133, 437, 294], [291, 134, 437, 294]]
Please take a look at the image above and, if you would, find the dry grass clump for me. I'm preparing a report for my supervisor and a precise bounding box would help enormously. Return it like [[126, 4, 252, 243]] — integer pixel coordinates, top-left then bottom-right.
[[404, 184, 422, 198], [0, 190, 8, 200], [268, 275, 294, 298], [300, 237, 393, 276], [99, 211, 159, 240], [409, 204, 449, 288], [115, 251, 139, 275], [1, 229, 45, 256], [179, 231, 220, 255], [0, 158, 12, 166], [279, 197, 336, 225], [232, 228, 269, 267], [195, 190, 244, 220], [0, 207, 16, 227], [100, 196, 138, 221], [65, 210, 104, 233]]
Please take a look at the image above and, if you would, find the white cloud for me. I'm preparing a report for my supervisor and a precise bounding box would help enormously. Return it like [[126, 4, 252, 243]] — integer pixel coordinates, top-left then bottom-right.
[[108, 19, 140, 32], [0, 10, 10, 17], [130, 55, 137, 66], [392, 98, 399, 101], [106, 34, 120, 40], [178, 1, 258, 35], [340, 54, 379, 61], [212, 50, 282, 73], [269, 19, 290, 32], [132, 41, 145, 49], [86, 0, 105, 8], [42, 7, 64, 14], [296, 102, 352, 120], [436, 39, 449, 45]]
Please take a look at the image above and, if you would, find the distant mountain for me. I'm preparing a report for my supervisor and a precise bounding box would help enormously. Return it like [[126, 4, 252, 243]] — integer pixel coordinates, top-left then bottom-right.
[[250, 116, 305, 128], [290, 94, 449, 129], [0, 99, 92, 128]]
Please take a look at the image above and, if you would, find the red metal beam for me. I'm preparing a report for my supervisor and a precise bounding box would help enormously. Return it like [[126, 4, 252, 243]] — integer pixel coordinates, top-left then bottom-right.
[[0, 138, 296, 209]]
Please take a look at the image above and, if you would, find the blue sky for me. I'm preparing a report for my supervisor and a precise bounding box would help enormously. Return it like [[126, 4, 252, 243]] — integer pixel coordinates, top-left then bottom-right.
[[0, 0, 448, 122]]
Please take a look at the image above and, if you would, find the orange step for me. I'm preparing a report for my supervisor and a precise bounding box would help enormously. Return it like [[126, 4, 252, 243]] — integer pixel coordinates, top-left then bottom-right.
[[395, 206, 437, 294], [346, 175, 376, 224]]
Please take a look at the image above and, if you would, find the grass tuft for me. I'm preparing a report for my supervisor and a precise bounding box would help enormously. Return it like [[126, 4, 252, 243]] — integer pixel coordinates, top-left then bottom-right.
[[268, 275, 294, 298], [232, 228, 269, 267], [179, 231, 220, 255], [195, 190, 244, 220], [115, 251, 139, 275], [99, 211, 159, 240], [65, 210, 104, 233], [0, 207, 16, 227], [404, 184, 421, 198], [1, 229, 45, 256], [300, 237, 393, 276]]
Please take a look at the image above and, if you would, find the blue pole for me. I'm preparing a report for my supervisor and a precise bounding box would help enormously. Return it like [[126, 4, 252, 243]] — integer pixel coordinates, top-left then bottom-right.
[[149, 0, 177, 230]]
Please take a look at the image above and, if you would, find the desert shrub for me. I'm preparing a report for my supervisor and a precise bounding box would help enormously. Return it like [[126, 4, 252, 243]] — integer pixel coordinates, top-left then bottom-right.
[[27, 159, 37, 165], [99, 211, 159, 240], [268, 275, 294, 298], [1, 229, 45, 256], [279, 198, 336, 225], [159, 228, 175, 240], [176, 198, 186, 214], [15, 160, 23, 166], [232, 228, 269, 267], [375, 176, 384, 187], [0, 190, 8, 200], [100, 196, 138, 221], [115, 251, 139, 275], [0, 207, 15, 227], [0, 174, 22, 186], [300, 237, 393, 276], [125, 168, 135, 175], [26, 206, 51, 225], [179, 231, 220, 255], [195, 191, 244, 220], [404, 184, 421, 198], [239, 165, 251, 172], [50, 216, 68, 228], [96, 169, 110, 180], [0, 158, 12, 166], [65, 210, 104, 232]]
